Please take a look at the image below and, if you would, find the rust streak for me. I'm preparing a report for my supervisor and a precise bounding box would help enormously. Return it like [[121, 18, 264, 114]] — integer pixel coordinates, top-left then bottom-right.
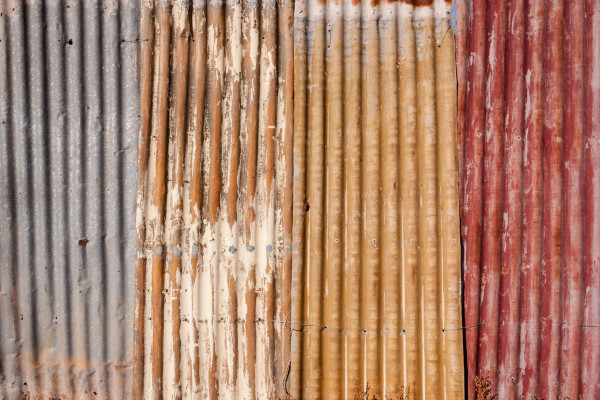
[[150, 4, 171, 399], [133, 2, 155, 398]]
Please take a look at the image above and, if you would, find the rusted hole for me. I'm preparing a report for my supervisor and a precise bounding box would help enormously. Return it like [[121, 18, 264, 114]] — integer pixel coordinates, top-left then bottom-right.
[[474, 375, 497, 400], [78, 238, 89, 246]]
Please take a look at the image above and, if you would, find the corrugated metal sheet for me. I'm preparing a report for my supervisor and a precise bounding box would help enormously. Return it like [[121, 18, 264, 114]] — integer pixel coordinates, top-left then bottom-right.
[[0, 0, 140, 399], [133, 0, 294, 398], [458, 0, 600, 399], [290, 0, 464, 398]]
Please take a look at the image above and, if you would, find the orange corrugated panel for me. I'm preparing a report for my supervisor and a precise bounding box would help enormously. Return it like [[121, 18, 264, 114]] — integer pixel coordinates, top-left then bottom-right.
[[290, 0, 464, 398], [458, 0, 600, 399], [134, 0, 294, 398]]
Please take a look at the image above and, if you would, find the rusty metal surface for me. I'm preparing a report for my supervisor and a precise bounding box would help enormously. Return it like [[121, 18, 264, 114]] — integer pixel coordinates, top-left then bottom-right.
[[290, 0, 463, 398], [0, 0, 140, 399], [458, 0, 600, 399], [133, 0, 294, 398]]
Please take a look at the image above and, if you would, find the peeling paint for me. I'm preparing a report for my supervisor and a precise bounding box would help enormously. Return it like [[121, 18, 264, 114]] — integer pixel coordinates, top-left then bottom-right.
[[135, 0, 293, 398]]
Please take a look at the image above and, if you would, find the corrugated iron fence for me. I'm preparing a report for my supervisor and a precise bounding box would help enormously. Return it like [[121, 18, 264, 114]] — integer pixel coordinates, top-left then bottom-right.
[[0, 0, 140, 399], [457, 0, 600, 399], [3, 0, 600, 399]]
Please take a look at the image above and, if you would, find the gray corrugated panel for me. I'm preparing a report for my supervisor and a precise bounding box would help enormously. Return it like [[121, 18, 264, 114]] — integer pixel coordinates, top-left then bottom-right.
[[0, 0, 140, 398]]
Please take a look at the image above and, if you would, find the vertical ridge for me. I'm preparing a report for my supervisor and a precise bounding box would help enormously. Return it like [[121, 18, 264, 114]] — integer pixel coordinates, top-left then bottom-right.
[[461, 0, 486, 396], [560, 0, 585, 396], [0, 1, 21, 397], [496, 0, 525, 398], [7, 1, 38, 395], [274, 0, 294, 393], [44, 0, 69, 395], [321, 0, 344, 395], [378, 0, 399, 396], [180, 3, 207, 398], [134, 1, 155, 398], [413, 4, 440, 397], [236, 0, 260, 394], [538, 1, 563, 398], [163, 2, 190, 397], [341, 0, 362, 396], [516, 1, 543, 396], [291, 0, 308, 394], [581, 0, 600, 398], [302, 0, 326, 396], [434, 1, 464, 398], [397, 3, 419, 396], [476, 0, 506, 388], [149, 3, 171, 398], [203, 0, 224, 396], [359, 0, 380, 395]]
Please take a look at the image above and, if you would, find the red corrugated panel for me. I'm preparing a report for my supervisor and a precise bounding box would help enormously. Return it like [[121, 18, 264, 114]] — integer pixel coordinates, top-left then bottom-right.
[[457, 0, 600, 399]]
